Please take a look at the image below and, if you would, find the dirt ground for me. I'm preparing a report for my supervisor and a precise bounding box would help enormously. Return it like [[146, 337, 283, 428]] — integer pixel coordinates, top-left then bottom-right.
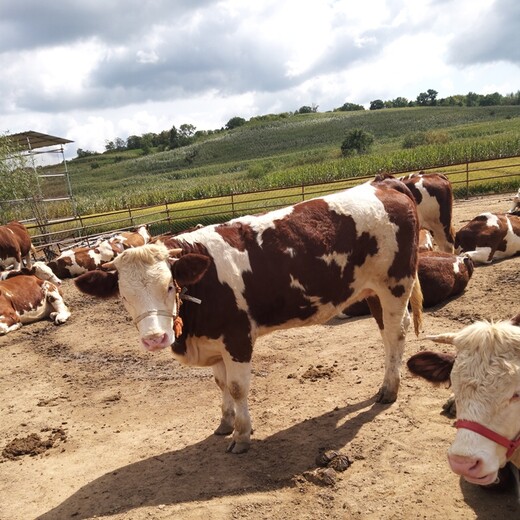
[[0, 192, 519, 520]]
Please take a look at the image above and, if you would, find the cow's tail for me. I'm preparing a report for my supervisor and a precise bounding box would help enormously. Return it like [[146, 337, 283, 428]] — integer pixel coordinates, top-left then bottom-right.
[[410, 271, 423, 336]]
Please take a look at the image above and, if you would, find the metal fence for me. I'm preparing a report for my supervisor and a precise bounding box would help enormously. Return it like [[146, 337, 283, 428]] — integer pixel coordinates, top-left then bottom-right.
[[25, 154, 520, 259]]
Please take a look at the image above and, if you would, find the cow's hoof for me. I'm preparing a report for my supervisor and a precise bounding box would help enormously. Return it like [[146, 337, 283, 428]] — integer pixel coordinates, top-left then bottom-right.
[[375, 386, 397, 404], [226, 440, 250, 454], [214, 422, 234, 436]]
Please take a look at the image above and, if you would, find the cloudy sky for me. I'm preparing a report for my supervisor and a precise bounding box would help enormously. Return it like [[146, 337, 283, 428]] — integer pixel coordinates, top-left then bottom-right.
[[1, 0, 519, 158]]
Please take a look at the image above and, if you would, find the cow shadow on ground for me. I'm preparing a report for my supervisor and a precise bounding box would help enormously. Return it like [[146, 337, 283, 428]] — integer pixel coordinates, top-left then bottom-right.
[[458, 474, 520, 519], [37, 397, 386, 519]]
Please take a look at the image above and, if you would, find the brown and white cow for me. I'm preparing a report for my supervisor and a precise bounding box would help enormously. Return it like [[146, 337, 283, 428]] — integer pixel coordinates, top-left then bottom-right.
[[75, 180, 423, 454], [0, 221, 33, 270], [0, 274, 70, 335], [340, 250, 474, 317], [455, 212, 520, 264], [399, 172, 455, 253], [1, 261, 62, 285], [48, 225, 151, 279], [407, 315, 520, 487]]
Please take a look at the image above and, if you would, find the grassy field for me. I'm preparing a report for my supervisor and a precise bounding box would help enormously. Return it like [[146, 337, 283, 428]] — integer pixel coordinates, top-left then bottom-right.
[[47, 105, 520, 216]]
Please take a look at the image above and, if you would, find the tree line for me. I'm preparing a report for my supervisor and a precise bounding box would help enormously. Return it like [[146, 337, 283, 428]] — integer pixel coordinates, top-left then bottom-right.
[[76, 88, 520, 159]]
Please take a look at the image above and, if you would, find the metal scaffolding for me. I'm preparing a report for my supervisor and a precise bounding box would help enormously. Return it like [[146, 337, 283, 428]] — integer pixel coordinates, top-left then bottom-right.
[[1, 130, 76, 237]]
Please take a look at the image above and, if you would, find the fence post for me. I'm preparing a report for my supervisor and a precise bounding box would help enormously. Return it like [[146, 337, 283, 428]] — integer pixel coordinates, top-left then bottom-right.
[[128, 206, 134, 227], [301, 183, 305, 202], [231, 193, 236, 218], [165, 200, 171, 225], [465, 160, 470, 199]]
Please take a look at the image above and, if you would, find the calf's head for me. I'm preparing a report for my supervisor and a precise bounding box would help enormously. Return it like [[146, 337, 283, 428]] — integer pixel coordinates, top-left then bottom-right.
[[75, 244, 210, 352], [407, 318, 520, 485]]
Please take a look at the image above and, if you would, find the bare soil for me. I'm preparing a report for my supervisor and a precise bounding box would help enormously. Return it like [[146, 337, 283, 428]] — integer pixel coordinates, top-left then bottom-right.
[[0, 193, 519, 520]]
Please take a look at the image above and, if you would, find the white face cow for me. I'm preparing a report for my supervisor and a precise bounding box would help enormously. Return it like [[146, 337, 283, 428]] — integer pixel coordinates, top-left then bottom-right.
[[92, 244, 209, 352], [408, 318, 520, 486]]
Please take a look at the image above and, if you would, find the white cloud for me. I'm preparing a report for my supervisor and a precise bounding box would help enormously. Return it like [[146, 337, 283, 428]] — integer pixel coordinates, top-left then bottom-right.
[[1, 0, 519, 158]]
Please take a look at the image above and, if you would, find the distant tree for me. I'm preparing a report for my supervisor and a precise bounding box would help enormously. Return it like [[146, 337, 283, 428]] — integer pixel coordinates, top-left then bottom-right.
[[126, 135, 142, 150], [105, 140, 115, 152], [480, 92, 503, 106], [465, 92, 481, 107], [391, 97, 409, 108], [369, 99, 384, 110], [114, 137, 126, 150], [416, 89, 438, 106], [336, 102, 365, 112], [503, 91, 520, 105], [76, 148, 97, 158], [297, 105, 314, 114], [341, 129, 374, 156], [179, 123, 196, 146], [226, 117, 246, 130]]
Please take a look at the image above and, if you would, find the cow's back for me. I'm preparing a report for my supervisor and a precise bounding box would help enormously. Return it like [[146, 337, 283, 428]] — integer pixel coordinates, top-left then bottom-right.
[[172, 181, 419, 335]]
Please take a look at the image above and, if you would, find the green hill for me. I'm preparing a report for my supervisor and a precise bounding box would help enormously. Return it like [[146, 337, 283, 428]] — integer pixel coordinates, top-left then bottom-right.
[[66, 105, 520, 214]]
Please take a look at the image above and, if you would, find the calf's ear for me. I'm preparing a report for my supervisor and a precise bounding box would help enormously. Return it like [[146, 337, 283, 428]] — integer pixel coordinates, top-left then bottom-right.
[[75, 270, 119, 298], [173, 253, 211, 286], [407, 351, 455, 383]]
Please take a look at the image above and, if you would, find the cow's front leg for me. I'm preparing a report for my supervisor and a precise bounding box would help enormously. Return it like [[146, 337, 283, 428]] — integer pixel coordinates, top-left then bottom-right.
[[223, 357, 252, 454], [212, 360, 235, 436], [45, 283, 71, 324]]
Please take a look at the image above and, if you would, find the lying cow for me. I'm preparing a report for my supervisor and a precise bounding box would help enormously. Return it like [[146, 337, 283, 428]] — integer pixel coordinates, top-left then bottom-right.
[[340, 251, 474, 317], [0, 274, 70, 335], [48, 225, 151, 279], [407, 315, 520, 489], [508, 188, 520, 215], [48, 242, 117, 279], [399, 172, 455, 253], [0, 221, 33, 270], [455, 212, 520, 264], [1, 261, 62, 285], [100, 224, 151, 253], [75, 179, 423, 454]]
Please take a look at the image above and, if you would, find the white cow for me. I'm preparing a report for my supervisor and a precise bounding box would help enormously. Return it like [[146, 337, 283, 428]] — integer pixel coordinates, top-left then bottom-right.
[[407, 315, 520, 492]]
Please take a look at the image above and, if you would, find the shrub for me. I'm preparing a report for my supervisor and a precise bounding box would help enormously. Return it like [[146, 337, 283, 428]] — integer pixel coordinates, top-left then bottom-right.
[[341, 129, 375, 156]]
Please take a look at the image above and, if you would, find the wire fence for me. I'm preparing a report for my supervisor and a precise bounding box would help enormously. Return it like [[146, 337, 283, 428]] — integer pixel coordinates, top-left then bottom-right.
[[23, 154, 520, 259]]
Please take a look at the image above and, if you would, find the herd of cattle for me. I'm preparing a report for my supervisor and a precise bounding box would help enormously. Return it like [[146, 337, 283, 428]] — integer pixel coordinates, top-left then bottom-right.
[[1, 173, 520, 495]]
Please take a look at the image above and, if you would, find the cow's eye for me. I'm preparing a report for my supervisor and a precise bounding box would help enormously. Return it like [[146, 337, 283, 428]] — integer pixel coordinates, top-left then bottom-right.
[[511, 392, 520, 401], [168, 284, 174, 293]]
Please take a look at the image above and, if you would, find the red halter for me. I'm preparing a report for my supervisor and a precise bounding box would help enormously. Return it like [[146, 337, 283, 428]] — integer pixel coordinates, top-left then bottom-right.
[[455, 420, 520, 459]]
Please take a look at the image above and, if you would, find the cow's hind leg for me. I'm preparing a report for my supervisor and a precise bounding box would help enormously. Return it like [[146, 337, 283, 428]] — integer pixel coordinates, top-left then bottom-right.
[[367, 290, 411, 403], [212, 360, 235, 436]]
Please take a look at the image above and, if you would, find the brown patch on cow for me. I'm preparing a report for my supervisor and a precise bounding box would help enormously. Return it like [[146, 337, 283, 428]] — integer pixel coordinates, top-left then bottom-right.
[[366, 296, 383, 330], [228, 381, 244, 400], [0, 221, 32, 267], [240, 199, 378, 327], [215, 222, 255, 252], [391, 285, 405, 298], [0, 276, 47, 318]]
